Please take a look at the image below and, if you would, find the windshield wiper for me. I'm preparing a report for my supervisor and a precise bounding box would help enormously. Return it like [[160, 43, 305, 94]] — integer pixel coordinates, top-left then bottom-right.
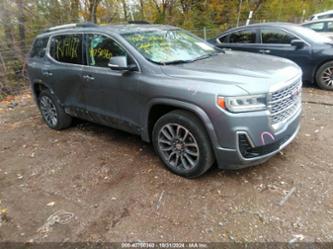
[[192, 52, 220, 62], [158, 51, 222, 65], [163, 59, 194, 65]]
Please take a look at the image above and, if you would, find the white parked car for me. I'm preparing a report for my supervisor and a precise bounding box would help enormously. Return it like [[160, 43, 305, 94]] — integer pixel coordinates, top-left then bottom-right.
[[309, 10, 333, 20], [302, 18, 333, 40]]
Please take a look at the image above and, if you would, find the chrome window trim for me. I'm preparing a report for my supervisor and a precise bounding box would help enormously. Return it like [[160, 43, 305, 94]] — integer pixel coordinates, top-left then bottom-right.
[[217, 28, 258, 45], [217, 27, 311, 47], [45, 30, 142, 73], [46, 31, 85, 69], [259, 27, 311, 47], [82, 31, 141, 72]]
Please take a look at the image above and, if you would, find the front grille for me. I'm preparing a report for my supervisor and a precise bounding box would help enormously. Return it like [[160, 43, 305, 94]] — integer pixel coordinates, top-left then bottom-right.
[[269, 78, 302, 128]]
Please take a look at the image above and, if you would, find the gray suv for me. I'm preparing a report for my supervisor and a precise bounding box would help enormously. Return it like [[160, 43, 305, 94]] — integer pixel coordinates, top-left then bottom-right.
[[27, 23, 302, 178]]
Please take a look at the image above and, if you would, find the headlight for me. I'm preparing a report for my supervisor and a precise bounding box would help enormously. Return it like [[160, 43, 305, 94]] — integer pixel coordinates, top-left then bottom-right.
[[217, 95, 267, 113]]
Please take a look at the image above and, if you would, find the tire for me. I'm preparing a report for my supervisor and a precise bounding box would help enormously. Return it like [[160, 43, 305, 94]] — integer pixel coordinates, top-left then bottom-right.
[[316, 61, 333, 90], [38, 90, 72, 130], [152, 110, 215, 178]]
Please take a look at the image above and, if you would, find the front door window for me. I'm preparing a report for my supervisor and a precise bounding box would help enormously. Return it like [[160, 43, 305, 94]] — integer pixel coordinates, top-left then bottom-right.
[[261, 29, 297, 44], [86, 34, 134, 67]]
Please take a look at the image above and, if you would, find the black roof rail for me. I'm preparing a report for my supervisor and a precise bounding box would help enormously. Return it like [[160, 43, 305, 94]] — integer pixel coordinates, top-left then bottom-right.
[[77, 22, 98, 28], [128, 21, 150, 24], [42, 22, 98, 33]]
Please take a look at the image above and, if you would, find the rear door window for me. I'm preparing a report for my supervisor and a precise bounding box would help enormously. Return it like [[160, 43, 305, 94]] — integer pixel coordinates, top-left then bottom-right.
[[50, 34, 83, 65], [229, 30, 256, 43], [261, 29, 297, 44], [30, 37, 49, 58]]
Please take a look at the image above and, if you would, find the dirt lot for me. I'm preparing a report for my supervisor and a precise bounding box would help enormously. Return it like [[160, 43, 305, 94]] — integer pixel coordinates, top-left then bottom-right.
[[0, 85, 332, 243]]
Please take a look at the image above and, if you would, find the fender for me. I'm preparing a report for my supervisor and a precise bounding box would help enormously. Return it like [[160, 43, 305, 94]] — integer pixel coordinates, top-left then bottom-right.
[[141, 98, 219, 151], [31, 81, 63, 106]]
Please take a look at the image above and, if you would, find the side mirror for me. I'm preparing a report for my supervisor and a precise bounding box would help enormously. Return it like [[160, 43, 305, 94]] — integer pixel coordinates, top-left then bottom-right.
[[108, 56, 137, 71], [291, 39, 305, 49]]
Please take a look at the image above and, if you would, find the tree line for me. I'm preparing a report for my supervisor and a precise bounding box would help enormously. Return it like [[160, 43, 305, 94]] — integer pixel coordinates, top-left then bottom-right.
[[0, 0, 332, 99]]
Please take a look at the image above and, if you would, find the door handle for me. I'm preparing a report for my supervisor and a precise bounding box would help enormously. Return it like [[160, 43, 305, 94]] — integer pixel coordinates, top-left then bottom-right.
[[259, 49, 271, 54], [42, 70, 53, 77], [83, 75, 95, 81]]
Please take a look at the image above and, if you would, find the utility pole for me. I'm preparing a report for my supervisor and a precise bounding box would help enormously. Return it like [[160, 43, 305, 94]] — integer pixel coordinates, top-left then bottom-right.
[[246, 11, 253, 26]]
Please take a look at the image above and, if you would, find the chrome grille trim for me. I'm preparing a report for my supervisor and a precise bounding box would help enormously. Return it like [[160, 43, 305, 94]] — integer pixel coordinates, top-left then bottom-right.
[[268, 77, 302, 130]]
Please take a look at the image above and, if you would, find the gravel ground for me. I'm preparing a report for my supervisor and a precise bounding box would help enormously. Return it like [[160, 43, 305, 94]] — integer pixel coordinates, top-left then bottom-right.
[[0, 85, 332, 243]]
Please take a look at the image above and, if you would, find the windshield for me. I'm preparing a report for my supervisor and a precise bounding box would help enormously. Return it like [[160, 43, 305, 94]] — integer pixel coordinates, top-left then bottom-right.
[[294, 26, 332, 44], [122, 29, 218, 64]]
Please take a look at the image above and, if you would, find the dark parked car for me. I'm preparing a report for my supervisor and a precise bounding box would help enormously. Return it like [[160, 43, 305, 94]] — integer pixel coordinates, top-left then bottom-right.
[[27, 23, 302, 178], [210, 22, 333, 90]]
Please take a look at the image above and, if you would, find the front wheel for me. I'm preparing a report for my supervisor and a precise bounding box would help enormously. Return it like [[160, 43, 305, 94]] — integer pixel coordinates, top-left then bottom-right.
[[152, 110, 215, 178], [316, 61, 333, 90]]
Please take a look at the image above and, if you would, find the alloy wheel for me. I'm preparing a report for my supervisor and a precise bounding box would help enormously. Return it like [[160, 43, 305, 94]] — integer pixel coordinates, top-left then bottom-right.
[[158, 123, 200, 170], [39, 95, 58, 127], [321, 66, 333, 88]]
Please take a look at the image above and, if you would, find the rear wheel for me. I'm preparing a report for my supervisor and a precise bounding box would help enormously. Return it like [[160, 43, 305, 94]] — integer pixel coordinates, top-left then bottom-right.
[[152, 110, 215, 178], [38, 90, 72, 130], [316, 61, 333, 90]]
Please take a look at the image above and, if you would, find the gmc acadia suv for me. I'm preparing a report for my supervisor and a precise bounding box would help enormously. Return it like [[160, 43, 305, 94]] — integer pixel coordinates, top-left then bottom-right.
[[27, 23, 302, 178]]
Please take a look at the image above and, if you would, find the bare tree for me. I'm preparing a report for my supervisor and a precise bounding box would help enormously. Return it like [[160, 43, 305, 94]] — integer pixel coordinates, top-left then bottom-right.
[[139, 0, 145, 19], [0, 0, 13, 50], [70, 0, 80, 22], [88, 0, 101, 23], [151, 0, 177, 22], [15, 0, 26, 52], [121, 0, 128, 20]]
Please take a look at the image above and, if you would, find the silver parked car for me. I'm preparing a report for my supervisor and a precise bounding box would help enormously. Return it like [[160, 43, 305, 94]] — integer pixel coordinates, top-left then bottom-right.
[[302, 18, 333, 40], [27, 23, 302, 178]]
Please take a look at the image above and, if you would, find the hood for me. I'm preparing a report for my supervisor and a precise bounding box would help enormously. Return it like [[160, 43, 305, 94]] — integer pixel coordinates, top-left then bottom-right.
[[161, 50, 302, 94]]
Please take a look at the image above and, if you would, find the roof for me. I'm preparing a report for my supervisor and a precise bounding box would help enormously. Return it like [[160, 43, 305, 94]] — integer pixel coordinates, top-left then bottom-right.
[[102, 24, 178, 34], [41, 22, 97, 34], [302, 18, 333, 24], [311, 10, 333, 17], [224, 22, 301, 34], [39, 23, 178, 37]]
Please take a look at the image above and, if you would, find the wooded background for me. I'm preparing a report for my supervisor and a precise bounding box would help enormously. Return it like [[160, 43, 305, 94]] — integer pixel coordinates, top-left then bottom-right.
[[0, 0, 333, 99]]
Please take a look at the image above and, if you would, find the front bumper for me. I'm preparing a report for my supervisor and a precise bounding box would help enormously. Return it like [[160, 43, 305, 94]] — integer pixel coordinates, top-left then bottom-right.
[[214, 107, 301, 170]]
